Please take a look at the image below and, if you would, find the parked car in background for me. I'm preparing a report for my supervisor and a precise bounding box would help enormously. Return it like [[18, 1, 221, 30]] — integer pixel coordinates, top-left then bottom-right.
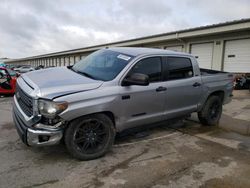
[[0, 67, 17, 95], [15, 65, 35, 73], [234, 74, 250, 90], [6, 64, 16, 70], [0, 63, 6, 67], [246, 75, 250, 91], [13, 47, 234, 160], [13, 65, 26, 72], [6, 68, 20, 77], [45, 66, 56, 69], [35, 65, 45, 70]]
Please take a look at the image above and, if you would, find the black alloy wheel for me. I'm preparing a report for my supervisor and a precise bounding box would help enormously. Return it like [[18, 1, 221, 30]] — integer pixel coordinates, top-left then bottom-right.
[[198, 95, 222, 126], [65, 114, 115, 160], [73, 119, 108, 154], [208, 101, 221, 121]]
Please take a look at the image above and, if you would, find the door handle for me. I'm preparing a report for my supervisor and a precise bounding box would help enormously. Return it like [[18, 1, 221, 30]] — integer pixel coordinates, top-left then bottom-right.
[[156, 86, 167, 92], [122, 95, 130, 100], [193, 82, 201, 87]]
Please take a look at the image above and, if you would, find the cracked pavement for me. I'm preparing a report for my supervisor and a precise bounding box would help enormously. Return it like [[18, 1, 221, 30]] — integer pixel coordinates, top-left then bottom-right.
[[0, 90, 250, 188]]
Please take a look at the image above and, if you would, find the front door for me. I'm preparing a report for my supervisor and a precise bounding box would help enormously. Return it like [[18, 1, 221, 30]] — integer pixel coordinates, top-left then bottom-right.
[[119, 57, 166, 129]]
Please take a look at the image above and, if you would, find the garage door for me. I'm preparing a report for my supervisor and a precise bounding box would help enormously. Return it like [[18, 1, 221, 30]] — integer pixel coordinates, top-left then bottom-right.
[[224, 39, 250, 73], [190, 43, 213, 69], [165, 45, 183, 52]]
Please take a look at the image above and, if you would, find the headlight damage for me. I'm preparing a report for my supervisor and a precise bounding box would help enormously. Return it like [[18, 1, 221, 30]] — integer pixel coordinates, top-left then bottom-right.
[[38, 99, 68, 118]]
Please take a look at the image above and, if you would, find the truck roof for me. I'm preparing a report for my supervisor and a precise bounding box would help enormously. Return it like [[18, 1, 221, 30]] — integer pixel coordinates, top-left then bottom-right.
[[108, 47, 192, 57]]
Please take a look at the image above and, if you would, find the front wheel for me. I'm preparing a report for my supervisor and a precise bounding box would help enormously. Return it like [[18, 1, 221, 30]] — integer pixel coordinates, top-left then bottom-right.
[[198, 96, 222, 126], [64, 114, 115, 160]]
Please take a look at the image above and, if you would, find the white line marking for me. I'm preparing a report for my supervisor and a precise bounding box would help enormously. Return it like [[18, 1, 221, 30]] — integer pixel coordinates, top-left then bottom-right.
[[114, 132, 181, 147]]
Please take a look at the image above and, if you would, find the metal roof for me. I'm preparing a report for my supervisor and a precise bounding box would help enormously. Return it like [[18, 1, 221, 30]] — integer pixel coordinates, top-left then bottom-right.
[[109, 47, 189, 57]]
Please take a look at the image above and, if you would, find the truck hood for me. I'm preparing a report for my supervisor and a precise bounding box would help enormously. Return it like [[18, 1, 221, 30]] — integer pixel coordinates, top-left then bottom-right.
[[21, 67, 104, 99]]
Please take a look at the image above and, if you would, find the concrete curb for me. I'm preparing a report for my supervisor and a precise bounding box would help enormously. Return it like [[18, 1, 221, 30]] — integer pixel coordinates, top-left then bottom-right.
[[189, 113, 250, 136], [219, 114, 250, 136]]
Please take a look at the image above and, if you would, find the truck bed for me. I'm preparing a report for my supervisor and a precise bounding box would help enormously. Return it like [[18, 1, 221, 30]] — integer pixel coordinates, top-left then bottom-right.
[[200, 68, 233, 83], [200, 68, 228, 75]]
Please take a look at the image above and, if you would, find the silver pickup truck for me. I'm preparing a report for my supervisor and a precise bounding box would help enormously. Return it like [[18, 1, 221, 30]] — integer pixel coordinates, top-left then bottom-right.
[[13, 47, 233, 160]]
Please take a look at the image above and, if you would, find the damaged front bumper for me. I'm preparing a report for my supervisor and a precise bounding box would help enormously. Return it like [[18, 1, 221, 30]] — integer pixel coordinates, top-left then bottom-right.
[[13, 96, 63, 146], [26, 127, 63, 146]]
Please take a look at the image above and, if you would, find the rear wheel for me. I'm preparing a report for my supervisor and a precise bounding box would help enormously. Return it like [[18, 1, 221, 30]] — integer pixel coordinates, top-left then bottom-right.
[[65, 114, 115, 160], [198, 96, 222, 126]]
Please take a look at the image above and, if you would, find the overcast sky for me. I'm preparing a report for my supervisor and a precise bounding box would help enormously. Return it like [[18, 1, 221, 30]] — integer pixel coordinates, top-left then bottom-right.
[[0, 0, 250, 58]]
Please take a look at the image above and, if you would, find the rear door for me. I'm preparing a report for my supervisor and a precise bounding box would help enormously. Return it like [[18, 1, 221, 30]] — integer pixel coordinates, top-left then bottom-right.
[[119, 56, 166, 129], [162, 57, 202, 119]]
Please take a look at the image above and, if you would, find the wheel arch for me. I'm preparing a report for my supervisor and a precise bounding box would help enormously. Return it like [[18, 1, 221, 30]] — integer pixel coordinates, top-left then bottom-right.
[[198, 91, 223, 126], [67, 111, 116, 128], [198, 90, 225, 112], [208, 90, 225, 102]]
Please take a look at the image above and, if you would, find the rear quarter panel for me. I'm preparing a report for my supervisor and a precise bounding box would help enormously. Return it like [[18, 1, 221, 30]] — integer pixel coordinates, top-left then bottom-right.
[[199, 74, 233, 111]]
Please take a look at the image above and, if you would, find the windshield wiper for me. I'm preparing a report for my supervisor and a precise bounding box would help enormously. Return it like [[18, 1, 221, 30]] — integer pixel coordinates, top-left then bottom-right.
[[78, 71, 96, 80], [70, 67, 97, 80]]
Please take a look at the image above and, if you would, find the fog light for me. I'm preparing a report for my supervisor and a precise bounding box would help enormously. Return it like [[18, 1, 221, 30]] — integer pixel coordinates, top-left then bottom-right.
[[39, 135, 50, 142]]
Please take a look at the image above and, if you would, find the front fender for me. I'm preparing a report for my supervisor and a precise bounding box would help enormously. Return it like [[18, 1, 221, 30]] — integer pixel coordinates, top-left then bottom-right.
[[54, 86, 121, 126]]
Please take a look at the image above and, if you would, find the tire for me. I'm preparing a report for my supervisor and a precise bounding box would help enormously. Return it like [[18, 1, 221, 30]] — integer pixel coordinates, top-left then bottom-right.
[[64, 114, 115, 160], [198, 96, 222, 126]]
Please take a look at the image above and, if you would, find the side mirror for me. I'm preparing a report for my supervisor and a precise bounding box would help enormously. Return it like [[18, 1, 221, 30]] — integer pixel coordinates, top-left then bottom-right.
[[122, 73, 149, 86]]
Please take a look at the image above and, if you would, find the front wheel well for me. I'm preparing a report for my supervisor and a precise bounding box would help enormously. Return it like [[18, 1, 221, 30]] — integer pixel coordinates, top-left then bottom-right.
[[102, 111, 116, 127], [68, 111, 116, 128]]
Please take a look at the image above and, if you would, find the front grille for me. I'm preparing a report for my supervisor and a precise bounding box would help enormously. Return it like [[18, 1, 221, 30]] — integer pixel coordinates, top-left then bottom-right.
[[16, 83, 33, 117]]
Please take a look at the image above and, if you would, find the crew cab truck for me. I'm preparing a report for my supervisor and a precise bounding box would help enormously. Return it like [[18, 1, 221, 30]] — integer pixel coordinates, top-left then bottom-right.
[[13, 47, 233, 160]]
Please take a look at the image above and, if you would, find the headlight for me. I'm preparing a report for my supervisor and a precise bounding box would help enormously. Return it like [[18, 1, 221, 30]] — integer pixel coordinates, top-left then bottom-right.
[[38, 99, 68, 118]]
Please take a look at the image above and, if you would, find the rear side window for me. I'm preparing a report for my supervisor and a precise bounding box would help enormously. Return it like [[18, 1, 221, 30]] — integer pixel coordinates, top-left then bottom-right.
[[167, 57, 193, 80], [129, 57, 162, 82]]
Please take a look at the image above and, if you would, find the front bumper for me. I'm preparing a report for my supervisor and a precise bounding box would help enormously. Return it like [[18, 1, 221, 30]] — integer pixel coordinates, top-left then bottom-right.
[[13, 96, 63, 146], [26, 127, 63, 146]]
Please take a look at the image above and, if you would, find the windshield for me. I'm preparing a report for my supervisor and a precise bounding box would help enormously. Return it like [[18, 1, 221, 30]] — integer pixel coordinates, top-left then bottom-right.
[[72, 49, 134, 81], [7, 68, 16, 76]]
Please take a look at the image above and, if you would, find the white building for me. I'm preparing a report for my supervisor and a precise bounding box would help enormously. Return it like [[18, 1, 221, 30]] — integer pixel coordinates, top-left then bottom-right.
[[6, 18, 250, 73]]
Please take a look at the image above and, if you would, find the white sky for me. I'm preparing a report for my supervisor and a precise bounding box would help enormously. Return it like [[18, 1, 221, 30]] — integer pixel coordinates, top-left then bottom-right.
[[0, 0, 250, 58]]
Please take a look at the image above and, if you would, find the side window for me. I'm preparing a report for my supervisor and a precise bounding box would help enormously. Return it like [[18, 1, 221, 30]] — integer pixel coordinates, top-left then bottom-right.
[[129, 57, 162, 82], [167, 57, 193, 80]]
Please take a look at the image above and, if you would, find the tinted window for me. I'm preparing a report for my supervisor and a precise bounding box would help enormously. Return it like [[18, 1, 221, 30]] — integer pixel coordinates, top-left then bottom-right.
[[167, 57, 193, 80], [129, 57, 162, 82]]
